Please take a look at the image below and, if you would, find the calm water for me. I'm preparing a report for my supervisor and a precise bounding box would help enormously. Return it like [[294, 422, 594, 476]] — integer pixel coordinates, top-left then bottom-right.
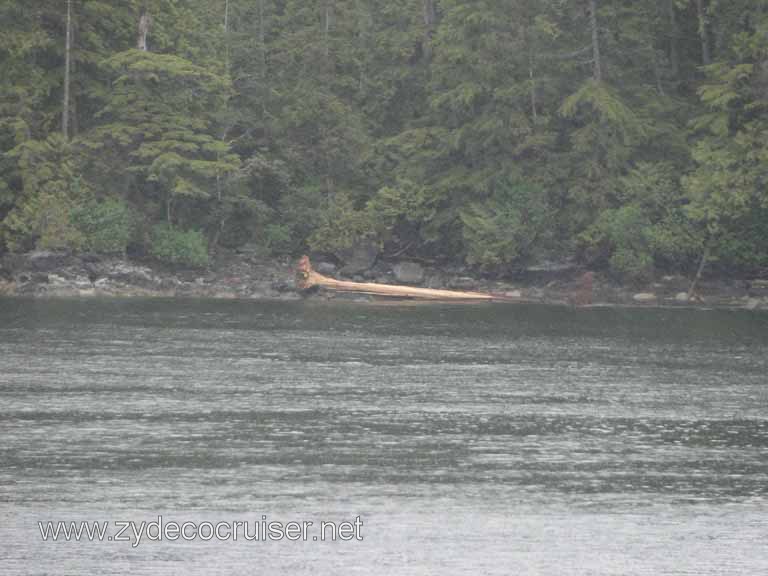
[[1, 298, 767, 575]]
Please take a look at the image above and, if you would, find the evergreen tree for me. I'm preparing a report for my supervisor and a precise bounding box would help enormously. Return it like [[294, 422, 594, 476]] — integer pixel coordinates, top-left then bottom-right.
[[0, 0, 765, 278]]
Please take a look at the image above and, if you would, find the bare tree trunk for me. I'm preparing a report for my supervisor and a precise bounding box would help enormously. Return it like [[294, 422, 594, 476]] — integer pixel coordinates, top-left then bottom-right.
[[529, 54, 538, 119], [356, 2, 369, 92], [589, 0, 602, 81], [260, 1, 271, 124], [688, 244, 710, 300], [211, 213, 228, 252], [653, 54, 665, 95], [62, 0, 72, 140], [324, 2, 333, 59], [525, 26, 538, 120], [668, 0, 680, 78], [138, 5, 151, 51], [224, 0, 230, 70], [423, 0, 436, 60], [71, 67, 79, 137], [695, 0, 711, 65]]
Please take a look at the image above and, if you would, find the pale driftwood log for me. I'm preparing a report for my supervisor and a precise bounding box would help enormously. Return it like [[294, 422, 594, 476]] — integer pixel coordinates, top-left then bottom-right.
[[296, 256, 499, 301]]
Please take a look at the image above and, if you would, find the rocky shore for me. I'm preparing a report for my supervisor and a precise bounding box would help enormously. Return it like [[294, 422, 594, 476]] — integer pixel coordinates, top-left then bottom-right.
[[1, 249, 767, 310]]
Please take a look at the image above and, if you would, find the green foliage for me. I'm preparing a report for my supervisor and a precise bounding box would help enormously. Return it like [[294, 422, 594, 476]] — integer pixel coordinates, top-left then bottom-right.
[[609, 248, 655, 284], [460, 178, 551, 269], [83, 49, 239, 226], [683, 8, 768, 270], [149, 223, 209, 268], [1, 0, 767, 280], [262, 223, 294, 255], [71, 198, 135, 254], [559, 80, 647, 144], [1, 135, 86, 251], [307, 191, 376, 253], [579, 163, 702, 282], [582, 205, 654, 282], [713, 206, 768, 270], [365, 179, 434, 243], [6, 191, 85, 252]]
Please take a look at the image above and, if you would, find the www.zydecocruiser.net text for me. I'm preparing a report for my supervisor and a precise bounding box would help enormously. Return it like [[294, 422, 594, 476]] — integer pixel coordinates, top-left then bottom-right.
[[38, 516, 364, 547]]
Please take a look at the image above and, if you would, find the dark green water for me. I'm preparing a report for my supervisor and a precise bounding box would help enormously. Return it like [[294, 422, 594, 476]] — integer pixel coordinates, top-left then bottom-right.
[[1, 298, 767, 574]]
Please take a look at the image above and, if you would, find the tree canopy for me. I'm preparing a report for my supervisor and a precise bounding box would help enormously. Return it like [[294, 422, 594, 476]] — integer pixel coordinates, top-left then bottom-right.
[[1, 0, 766, 278]]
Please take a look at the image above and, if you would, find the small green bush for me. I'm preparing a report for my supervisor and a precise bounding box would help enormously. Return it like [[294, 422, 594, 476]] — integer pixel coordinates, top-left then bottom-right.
[[460, 178, 551, 269], [71, 198, 135, 254], [150, 223, 209, 267], [263, 223, 294, 254], [307, 191, 376, 253], [609, 247, 654, 284]]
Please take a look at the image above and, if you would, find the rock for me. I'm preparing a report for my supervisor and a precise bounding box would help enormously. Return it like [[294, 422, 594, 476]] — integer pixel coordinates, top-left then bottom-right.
[[271, 280, 292, 293], [337, 241, 379, 275], [26, 250, 71, 271], [448, 276, 479, 290], [675, 292, 690, 303], [235, 243, 263, 256], [277, 292, 302, 301], [657, 274, 690, 292], [747, 279, 768, 297], [24, 272, 48, 284], [392, 262, 425, 284], [633, 292, 657, 303], [522, 259, 579, 284], [425, 276, 445, 289], [316, 261, 337, 275], [72, 275, 93, 290], [333, 292, 373, 302], [47, 274, 71, 287], [525, 260, 578, 273], [211, 290, 238, 299], [528, 287, 546, 300], [105, 261, 156, 287]]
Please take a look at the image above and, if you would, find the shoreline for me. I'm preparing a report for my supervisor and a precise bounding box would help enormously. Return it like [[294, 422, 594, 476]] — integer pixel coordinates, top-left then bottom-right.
[[1, 249, 766, 311]]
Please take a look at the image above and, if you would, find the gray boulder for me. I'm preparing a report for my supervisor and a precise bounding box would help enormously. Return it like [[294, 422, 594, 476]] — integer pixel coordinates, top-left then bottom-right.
[[392, 262, 425, 284], [448, 276, 479, 290], [316, 261, 337, 275], [747, 279, 768, 297], [337, 241, 379, 275], [633, 292, 657, 303]]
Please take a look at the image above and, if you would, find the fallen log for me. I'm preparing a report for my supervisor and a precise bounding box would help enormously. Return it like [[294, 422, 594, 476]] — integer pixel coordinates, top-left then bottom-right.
[[295, 255, 501, 301]]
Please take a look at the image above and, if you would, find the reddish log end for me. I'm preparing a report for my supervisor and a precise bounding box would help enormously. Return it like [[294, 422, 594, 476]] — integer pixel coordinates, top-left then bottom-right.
[[296, 255, 314, 290], [571, 271, 594, 307]]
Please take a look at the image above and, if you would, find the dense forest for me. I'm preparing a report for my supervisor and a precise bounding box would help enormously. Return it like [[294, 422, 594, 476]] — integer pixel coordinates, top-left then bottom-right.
[[1, 0, 767, 283]]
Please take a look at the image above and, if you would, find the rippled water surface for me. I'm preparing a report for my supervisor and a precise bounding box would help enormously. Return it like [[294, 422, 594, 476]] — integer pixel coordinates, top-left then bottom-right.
[[1, 298, 767, 575]]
